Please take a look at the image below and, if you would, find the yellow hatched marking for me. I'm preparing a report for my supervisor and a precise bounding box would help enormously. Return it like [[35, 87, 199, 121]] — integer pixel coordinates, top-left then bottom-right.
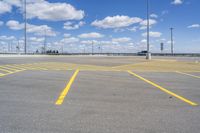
[[0, 66, 20, 71], [0, 68, 13, 73], [4, 65, 26, 71]]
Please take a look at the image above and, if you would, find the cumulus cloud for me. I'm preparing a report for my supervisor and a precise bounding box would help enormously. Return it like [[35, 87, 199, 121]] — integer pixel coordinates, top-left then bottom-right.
[[1, 0, 85, 21], [26, 0, 85, 21], [171, 0, 183, 5], [139, 19, 157, 30], [27, 24, 57, 36], [63, 33, 71, 38], [4, 0, 22, 7], [0, 35, 16, 41], [150, 14, 158, 18], [91, 15, 142, 29], [188, 24, 200, 28], [78, 32, 104, 38], [0, 1, 12, 14], [141, 39, 147, 43], [29, 37, 44, 43], [63, 21, 85, 30], [60, 37, 79, 44], [6, 20, 24, 30], [6, 20, 57, 36], [128, 26, 137, 32], [81, 40, 98, 45], [140, 19, 157, 26], [142, 31, 162, 38], [112, 37, 132, 43]]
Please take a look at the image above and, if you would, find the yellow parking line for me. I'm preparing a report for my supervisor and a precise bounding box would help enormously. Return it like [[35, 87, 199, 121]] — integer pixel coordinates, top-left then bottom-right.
[[127, 70, 198, 106], [55, 69, 79, 105], [176, 71, 200, 79]]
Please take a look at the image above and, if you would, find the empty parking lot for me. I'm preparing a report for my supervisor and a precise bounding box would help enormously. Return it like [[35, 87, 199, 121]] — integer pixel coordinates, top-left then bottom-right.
[[0, 55, 200, 133]]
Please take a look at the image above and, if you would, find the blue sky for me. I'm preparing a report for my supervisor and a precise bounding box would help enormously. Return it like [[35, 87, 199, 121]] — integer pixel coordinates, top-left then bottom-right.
[[0, 0, 200, 53]]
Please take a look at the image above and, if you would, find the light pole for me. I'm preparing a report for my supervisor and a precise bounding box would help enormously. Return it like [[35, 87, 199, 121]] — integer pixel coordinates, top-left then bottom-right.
[[92, 41, 94, 55], [170, 28, 174, 55], [24, 0, 27, 54], [146, 0, 151, 60], [43, 28, 47, 54]]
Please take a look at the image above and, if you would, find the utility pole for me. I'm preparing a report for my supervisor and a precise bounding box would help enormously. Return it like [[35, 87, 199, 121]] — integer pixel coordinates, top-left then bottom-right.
[[98, 43, 101, 54], [170, 28, 174, 55], [160, 42, 164, 53], [24, 0, 27, 54], [146, 0, 151, 60], [44, 28, 47, 54]]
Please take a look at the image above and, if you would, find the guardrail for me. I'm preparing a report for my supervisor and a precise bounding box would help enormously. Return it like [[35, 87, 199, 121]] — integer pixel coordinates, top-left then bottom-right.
[[0, 53, 200, 57]]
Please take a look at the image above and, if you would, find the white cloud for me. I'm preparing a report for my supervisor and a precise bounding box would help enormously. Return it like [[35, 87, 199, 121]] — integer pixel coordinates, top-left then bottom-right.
[[6, 20, 24, 30], [78, 32, 104, 38], [63, 21, 85, 30], [91, 15, 142, 29], [6, 20, 56, 36], [26, 0, 85, 21], [188, 24, 200, 28], [0, 1, 12, 14], [60, 37, 79, 44], [29, 37, 44, 42], [150, 14, 158, 18], [171, 0, 183, 5], [63, 33, 71, 38], [139, 26, 147, 30], [81, 40, 98, 45], [140, 19, 157, 26], [128, 26, 137, 32], [141, 39, 147, 43], [0, 35, 15, 41], [142, 31, 162, 38], [112, 37, 132, 43], [139, 19, 157, 30], [27, 24, 57, 36], [5, 0, 22, 7]]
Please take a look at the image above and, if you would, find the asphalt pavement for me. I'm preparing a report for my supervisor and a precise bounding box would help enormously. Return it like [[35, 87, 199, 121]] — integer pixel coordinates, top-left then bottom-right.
[[0, 55, 200, 133]]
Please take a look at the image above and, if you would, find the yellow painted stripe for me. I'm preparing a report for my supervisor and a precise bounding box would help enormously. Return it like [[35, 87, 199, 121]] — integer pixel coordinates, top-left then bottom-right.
[[0, 72, 4, 76], [127, 70, 198, 106], [55, 69, 79, 105], [0, 68, 13, 73], [4, 65, 26, 71], [18, 64, 48, 70], [176, 71, 200, 79], [0, 70, 24, 78], [0, 66, 20, 71]]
